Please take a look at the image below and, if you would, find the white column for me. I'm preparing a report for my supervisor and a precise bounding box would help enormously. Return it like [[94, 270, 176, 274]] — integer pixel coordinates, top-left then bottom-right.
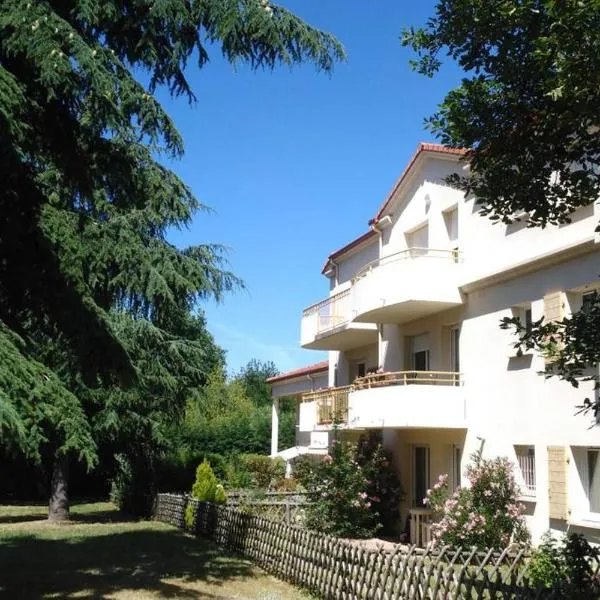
[[271, 397, 280, 457], [380, 324, 404, 371]]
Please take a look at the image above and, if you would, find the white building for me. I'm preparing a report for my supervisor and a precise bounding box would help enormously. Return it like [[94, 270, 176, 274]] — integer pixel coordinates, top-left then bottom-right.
[[269, 142, 600, 545]]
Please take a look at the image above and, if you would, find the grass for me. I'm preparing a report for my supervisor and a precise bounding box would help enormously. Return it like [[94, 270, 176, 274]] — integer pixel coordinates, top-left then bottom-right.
[[0, 502, 311, 599]]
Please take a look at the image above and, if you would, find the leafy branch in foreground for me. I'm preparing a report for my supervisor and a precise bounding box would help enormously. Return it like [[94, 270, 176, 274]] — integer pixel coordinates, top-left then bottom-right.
[[501, 291, 600, 419]]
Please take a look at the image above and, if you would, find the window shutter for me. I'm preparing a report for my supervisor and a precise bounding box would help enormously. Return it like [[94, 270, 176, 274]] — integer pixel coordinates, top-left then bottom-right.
[[543, 292, 565, 364], [547, 446, 569, 520], [543, 291, 564, 322]]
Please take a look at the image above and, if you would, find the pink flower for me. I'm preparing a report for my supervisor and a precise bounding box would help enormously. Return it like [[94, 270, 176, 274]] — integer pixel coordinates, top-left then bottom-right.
[[359, 492, 368, 499], [323, 455, 333, 463]]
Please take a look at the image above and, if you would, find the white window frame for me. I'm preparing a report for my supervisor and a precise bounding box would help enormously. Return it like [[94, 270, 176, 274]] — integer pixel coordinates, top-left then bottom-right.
[[512, 304, 533, 339], [583, 448, 600, 519], [515, 446, 536, 497], [443, 206, 459, 243]]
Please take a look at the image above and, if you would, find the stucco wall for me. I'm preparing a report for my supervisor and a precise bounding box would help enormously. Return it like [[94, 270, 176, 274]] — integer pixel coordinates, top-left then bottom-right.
[[334, 239, 379, 289]]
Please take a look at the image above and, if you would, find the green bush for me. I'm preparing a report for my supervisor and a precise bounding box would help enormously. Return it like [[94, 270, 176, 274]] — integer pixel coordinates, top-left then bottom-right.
[[214, 484, 227, 504], [156, 449, 227, 493], [354, 432, 404, 537], [527, 533, 600, 597], [292, 454, 316, 488], [425, 451, 530, 549], [303, 437, 380, 539], [191, 460, 218, 501], [184, 460, 227, 529], [110, 453, 156, 518], [300, 432, 403, 539], [224, 454, 286, 490]]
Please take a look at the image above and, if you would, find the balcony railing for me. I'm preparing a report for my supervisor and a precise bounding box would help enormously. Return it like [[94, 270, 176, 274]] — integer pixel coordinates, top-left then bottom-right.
[[302, 289, 351, 334], [302, 386, 351, 425], [353, 370, 461, 389], [352, 247, 459, 283]]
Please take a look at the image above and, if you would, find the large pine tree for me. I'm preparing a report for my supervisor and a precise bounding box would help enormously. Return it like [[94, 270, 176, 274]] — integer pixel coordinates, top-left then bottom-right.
[[0, 0, 344, 518]]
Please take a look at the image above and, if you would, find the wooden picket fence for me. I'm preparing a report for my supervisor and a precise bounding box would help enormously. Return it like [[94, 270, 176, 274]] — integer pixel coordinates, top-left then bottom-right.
[[154, 493, 560, 599], [226, 490, 311, 525]]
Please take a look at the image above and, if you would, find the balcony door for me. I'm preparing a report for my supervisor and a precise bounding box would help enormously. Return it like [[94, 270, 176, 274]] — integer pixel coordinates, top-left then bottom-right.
[[410, 333, 430, 372], [412, 445, 430, 507]]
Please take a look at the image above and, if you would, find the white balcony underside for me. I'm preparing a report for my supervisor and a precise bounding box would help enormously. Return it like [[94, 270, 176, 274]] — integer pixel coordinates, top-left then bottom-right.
[[348, 384, 467, 429], [301, 322, 378, 350], [352, 299, 461, 324], [351, 251, 463, 324]]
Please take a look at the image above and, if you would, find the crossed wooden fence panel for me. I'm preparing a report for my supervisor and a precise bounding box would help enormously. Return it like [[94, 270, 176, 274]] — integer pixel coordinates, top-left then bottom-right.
[[154, 493, 598, 600]]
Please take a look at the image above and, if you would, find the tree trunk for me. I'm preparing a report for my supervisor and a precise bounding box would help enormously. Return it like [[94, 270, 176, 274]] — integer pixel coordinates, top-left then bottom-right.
[[48, 453, 70, 521]]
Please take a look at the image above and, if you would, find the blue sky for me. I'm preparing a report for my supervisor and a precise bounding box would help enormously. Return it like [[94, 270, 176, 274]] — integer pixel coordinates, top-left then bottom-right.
[[162, 1, 463, 376]]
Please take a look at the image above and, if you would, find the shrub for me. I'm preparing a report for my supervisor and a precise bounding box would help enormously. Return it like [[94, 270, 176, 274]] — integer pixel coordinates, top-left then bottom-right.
[[355, 432, 404, 537], [156, 449, 227, 493], [527, 532, 600, 597], [303, 437, 380, 539], [191, 460, 219, 501], [110, 453, 156, 518], [184, 459, 227, 529], [425, 451, 530, 549], [225, 454, 286, 490], [301, 431, 404, 539], [292, 454, 316, 489]]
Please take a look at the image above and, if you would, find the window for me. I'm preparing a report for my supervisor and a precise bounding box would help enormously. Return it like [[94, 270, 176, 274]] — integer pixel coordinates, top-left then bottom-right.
[[515, 446, 536, 496], [410, 333, 430, 372], [444, 207, 458, 243], [512, 304, 532, 336], [453, 445, 462, 490], [406, 224, 429, 255], [450, 326, 460, 373], [413, 446, 430, 506], [582, 291, 597, 312], [510, 304, 533, 349], [587, 449, 600, 514], [356, 362, 366, 379]]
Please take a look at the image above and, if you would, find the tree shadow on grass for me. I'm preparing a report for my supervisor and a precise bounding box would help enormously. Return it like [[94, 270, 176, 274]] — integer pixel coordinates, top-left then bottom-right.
[[0, 526, 255, 598]]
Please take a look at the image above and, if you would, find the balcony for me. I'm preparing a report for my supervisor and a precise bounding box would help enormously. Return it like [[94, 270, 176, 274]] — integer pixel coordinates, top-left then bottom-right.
[[348, 370, 466, 429], [301, 289, 377, 350], [301, 387, 351, 425], [351, 248, 463, 324]]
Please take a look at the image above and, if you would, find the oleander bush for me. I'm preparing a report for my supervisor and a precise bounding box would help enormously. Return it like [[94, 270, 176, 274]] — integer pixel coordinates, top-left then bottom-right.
[[425, 451, 530, 549]]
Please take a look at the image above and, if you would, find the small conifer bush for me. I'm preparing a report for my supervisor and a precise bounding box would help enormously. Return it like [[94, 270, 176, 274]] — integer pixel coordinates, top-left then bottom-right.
[[185, 460, 227, 529]]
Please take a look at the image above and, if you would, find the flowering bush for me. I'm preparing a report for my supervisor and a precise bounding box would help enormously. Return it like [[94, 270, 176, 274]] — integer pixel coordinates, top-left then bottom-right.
[[355, 432, 404, 536], [303, 430, 403, 538], [424, 451, 530, 549]]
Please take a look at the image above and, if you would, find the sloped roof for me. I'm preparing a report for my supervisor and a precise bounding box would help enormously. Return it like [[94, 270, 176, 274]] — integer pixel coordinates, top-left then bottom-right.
[[320, 229, 377, 275], [318, 143, 467, 276], [370, 143, 468, 225], [266, 360, 328, 384]]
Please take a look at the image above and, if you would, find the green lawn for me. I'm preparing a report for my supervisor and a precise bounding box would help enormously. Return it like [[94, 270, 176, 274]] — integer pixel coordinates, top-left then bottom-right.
[[0, 502, 310, 599]]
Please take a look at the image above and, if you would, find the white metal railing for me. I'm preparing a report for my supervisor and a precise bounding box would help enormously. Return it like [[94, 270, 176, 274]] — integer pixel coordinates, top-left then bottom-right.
[[353, 247, 459, 283], [353, 370, 461, 389], [517, 454, 536, 495], [302, 289, 351, 334]]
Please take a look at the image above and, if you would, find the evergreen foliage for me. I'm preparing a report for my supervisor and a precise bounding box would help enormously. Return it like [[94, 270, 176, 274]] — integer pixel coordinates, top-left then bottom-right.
[[0, 0, 344, 516]]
